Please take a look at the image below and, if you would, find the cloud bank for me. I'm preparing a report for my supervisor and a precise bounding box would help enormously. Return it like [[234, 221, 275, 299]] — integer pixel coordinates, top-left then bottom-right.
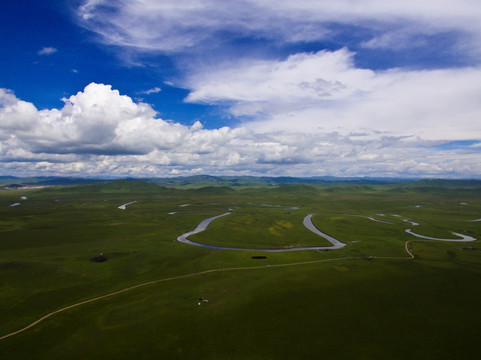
[[0, 83, 479, 178], [186, 49, 481, 140]]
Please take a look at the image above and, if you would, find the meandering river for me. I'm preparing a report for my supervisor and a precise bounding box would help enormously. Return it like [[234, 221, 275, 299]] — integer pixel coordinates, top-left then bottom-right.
[[176, 210, 477, 252], [176, 212, 347, 252], [405, 229, 476, 242], [118, 201, 138, 210]]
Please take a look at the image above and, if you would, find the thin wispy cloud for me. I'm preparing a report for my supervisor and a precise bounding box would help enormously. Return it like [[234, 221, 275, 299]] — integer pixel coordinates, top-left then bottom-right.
[[38, 47, 58, 56], [76, 0, 481, 58], [138, 87, 161, 95]]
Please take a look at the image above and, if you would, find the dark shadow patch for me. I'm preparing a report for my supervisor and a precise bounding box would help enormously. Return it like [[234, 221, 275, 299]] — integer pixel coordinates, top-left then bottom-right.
[[90, 254, 107, 262]]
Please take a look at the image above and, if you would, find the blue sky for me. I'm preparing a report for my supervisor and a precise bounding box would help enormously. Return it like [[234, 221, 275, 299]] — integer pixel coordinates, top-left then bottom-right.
[[1, 0, 480, 178]]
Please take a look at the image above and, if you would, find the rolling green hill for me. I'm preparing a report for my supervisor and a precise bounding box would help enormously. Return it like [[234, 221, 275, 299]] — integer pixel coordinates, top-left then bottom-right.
[[1, 180, 480, 359]]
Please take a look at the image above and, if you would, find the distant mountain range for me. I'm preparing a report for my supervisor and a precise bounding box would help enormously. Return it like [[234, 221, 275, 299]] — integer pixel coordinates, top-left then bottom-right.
[[146, 175, 409, 187], [1, 175, 481, 189]]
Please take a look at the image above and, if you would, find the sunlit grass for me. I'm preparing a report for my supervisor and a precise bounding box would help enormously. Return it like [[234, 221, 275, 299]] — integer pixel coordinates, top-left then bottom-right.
[[0, 181, 480, 359]]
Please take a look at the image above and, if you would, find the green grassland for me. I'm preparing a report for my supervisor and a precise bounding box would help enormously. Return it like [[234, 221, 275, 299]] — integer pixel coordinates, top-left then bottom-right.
[[190, 206, 333, 248], [0, 180, 481, 359]]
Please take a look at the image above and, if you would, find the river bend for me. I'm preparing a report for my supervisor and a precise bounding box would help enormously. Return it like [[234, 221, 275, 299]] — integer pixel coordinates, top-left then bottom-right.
[[176, 212, 347, 252]]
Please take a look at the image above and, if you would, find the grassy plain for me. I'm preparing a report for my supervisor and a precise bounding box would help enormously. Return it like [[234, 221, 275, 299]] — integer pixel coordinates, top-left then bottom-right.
[[0, 180, 480, 359]]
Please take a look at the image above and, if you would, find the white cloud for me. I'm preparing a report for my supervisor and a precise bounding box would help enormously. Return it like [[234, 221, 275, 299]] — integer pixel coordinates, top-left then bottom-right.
[[138, 86, 161, 95], [38, 47, 58, 56], [185, 49, 481, 141], [1, 83, 480, 178], [65, 1, 481, 179], [361, 29, 429, 50], [0, 89, 38, 131], [75, 0, 481, 56], [186, 49, 369, 104]]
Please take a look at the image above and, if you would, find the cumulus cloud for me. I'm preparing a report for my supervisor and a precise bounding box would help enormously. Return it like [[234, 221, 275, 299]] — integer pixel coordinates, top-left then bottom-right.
[[0, 89, 38, 131], [185, 49, 481, 141], [0, 83, 480, 178], [1, 83, 193, 155], [38, 47, 58, 56]]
